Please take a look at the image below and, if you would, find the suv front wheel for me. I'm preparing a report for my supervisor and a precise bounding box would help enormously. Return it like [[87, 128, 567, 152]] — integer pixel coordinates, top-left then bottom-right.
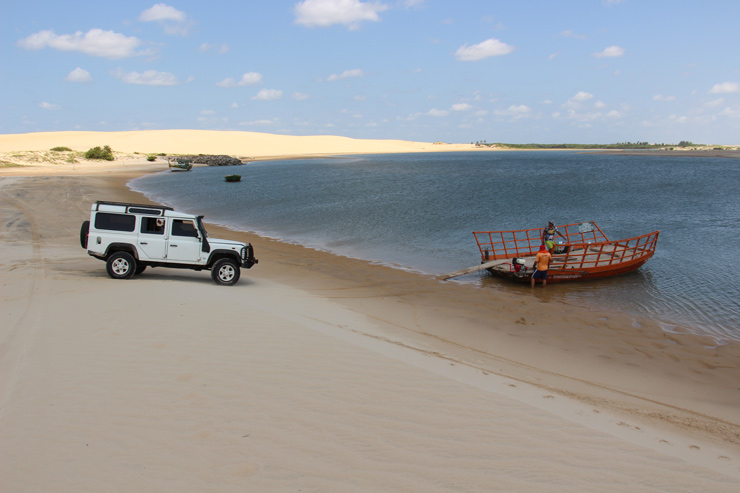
[[211, 258, 240, 286], [106, 251, 137, 280]]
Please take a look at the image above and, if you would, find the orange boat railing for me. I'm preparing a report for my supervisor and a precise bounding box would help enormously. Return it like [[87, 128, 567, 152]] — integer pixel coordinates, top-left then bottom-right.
[[548, 230, 660, 271], [474, 221, 609, 261]]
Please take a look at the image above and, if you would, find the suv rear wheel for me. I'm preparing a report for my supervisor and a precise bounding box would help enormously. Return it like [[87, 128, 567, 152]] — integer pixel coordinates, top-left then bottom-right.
[[106, 251, 137, 279], [211, 258, 240, 285], [80, 221, 90, 248]]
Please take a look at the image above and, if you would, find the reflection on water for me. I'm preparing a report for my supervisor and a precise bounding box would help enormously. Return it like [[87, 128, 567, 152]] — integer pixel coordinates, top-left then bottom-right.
[[131, 151, 740, 342]]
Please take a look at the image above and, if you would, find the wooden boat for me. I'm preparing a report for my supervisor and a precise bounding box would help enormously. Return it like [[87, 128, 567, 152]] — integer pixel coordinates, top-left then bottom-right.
[[169, 159, 193, 172], [470, 221, 659, 283]]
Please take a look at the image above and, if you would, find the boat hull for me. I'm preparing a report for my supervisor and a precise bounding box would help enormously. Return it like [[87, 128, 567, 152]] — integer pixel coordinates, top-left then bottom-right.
[[487, 255, 653, 283]]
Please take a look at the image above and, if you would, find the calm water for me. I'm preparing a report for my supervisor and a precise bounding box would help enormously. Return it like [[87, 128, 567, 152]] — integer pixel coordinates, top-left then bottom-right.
[[130, 152, 740, 342]]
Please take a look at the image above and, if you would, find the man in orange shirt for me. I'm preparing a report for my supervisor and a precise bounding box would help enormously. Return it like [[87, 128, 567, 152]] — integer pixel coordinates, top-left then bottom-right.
[[531, 244, 552, 288]]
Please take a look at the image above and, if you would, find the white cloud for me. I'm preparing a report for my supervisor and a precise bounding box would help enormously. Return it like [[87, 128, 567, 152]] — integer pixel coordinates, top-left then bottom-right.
[[18, 29, 143, 59], [38, 101, 61, 110], [455, 38, 515, 61], [200, 109, 216, 115], [427, 108, 449, 117], [709, 81, 739, 94], [293, 92, 311, 100], [563, 91, 594, 109], [593, 45, 625, 58], [494, 104, 531, 118], [139, 3, 192, 35], [200, 42, 229, 54], [294, 0, 388, 29], [252, 89, 283, 101], [217, 72, 263, 87], [451, 103, 472, 111], [217, 78, 238, 88], [653, 94, 676, 102], [111, 68, 178, 86], [720, 106, 740, 118], [139, 3, 186, 22], [66, 67, 92, 82], [560, 30, 586, 40], [705, 98, 725, 108], [326, 69, 366, 81], [240, 119, 278, 126]]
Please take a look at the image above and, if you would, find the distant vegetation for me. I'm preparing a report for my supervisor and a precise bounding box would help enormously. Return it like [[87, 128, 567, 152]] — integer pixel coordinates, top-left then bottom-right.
[[474, 140, 702, 149], [50, 146, 73, 152], [84, 145, 114, 161]]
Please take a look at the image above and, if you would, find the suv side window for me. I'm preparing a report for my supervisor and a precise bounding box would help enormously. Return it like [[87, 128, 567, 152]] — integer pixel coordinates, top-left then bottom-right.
[[172, 219, 198, 238], [95, 212, 136, 232], [141, 217, 165, 235]]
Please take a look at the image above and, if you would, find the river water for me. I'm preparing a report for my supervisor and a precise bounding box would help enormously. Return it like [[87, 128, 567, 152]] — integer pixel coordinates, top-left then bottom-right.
[[130, 151, 740, 343]]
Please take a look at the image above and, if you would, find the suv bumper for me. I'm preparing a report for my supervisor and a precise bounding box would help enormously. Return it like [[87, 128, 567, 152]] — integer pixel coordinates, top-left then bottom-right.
[[241, 244, 258, 269]]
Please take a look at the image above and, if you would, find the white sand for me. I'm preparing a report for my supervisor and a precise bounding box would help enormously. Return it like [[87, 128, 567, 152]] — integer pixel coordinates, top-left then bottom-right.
[[1, 131, 739, 491], [0, 129, 482, 158]]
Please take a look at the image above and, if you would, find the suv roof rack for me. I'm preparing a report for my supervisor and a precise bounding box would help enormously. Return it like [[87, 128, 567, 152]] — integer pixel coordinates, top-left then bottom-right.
[[94, 200, 174, 212]]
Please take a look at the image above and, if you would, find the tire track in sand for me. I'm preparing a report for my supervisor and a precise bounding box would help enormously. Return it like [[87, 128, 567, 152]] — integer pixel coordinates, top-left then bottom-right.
[[0, 177, 49, 407]]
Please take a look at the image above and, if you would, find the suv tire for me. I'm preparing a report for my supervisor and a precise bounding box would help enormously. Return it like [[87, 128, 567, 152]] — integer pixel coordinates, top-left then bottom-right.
[[80, 221, 90, 248], [212, 258, 240, 286], [106, 251, 137, 280]]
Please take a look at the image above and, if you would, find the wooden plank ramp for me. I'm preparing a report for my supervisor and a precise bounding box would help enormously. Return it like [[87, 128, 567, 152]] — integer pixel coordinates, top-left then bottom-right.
[[437, 259, 510, 281]]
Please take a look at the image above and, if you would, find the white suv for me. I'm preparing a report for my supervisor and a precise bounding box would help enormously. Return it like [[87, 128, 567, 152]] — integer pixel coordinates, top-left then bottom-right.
[[81, 201, 257, 285]]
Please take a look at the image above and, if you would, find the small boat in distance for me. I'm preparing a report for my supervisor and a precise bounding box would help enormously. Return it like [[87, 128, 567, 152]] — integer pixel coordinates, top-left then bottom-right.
[[168, 159, 193, 172], [467, 221, 659, 283]]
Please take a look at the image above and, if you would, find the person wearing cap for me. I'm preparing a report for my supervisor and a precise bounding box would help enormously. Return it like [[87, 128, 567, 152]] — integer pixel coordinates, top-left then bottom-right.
[[542, 221, 566, 254], [531, 244, 552, 288]]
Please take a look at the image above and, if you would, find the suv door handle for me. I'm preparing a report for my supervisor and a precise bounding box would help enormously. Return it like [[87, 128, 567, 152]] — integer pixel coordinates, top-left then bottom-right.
[[171, 244, 178, 247], [140, 241, 148, 245]]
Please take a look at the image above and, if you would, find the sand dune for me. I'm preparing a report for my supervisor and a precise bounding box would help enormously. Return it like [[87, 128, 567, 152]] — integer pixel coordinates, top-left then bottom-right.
[[0, 129, 479, 158], [1, 131, 739, 491]]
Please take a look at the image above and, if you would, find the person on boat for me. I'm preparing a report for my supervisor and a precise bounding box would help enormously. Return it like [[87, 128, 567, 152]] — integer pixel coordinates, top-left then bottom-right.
[[531, 244, 552, 288], [542, 221, 566, 254]]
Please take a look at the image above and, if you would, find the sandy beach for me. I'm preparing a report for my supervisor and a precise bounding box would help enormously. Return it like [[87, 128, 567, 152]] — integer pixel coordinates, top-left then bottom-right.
[[2, 130, 740, 491]]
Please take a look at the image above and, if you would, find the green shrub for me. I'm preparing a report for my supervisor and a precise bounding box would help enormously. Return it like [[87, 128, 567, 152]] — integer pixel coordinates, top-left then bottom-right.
[[84, 145, 114, 161], [147, 155, 156, 162], [51, 146, 73, 152]]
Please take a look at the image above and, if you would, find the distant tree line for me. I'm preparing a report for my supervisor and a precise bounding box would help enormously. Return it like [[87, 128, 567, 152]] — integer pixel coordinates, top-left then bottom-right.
[[472, 140, 701, 149]]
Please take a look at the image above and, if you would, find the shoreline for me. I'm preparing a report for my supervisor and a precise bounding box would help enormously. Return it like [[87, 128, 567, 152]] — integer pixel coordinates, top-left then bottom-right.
[[6, 161, 739, 429], [119, 169, 740, 427], [584, 149, 740, 159], [2, 137, 740, 488]]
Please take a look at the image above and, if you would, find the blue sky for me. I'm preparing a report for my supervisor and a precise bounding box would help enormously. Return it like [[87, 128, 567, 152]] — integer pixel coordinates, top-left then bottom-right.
[[2, 0, 739, 144]]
